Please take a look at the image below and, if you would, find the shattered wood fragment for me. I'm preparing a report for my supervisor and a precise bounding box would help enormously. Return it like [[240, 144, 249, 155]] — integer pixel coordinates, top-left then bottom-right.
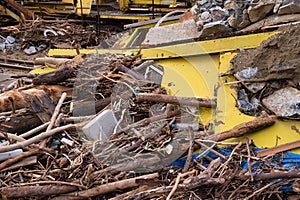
[[136, 93, 216, 108]]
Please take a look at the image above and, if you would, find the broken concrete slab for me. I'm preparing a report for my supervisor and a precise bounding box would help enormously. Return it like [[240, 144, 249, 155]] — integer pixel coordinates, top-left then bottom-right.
[[199, 21, 232, 38], [247, 0, 275, 22], [262, 87, 300, 118], [142, 19, 199, 46]]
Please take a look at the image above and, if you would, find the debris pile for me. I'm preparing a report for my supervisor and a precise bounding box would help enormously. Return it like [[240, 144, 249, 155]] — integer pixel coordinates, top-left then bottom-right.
[[230, 25, 300, 119], [191, 0, 300, 38], [0, 47, 300, 199], [0, 20, 117, 55]]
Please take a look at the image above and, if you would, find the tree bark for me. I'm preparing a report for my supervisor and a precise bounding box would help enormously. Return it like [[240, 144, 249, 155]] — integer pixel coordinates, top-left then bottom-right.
[[136, 93, 216, 108]]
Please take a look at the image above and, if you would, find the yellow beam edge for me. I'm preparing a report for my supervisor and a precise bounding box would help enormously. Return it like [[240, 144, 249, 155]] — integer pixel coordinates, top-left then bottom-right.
[[141, 31, 279, 59], [48, 31, 279, 58], [99, 15, 151, 21]]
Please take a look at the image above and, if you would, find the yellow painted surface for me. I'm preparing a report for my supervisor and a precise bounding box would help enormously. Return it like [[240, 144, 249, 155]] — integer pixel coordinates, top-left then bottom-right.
[[141, 32, 279, 59], [29, 67, 56, 74], [99, 14, 151, 21], [76, 0, 92, 15]]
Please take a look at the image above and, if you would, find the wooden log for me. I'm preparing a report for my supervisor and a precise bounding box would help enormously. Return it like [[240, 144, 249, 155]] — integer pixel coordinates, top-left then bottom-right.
[[1, 185, 78, 198], [0, 113, 42, 134], [34, 57, 71, 65], [51, 173, 159, 200], [206, 115, 277, 142], [136, 93, 216, 108], [32, 66, 75, 85], [256, 140, 300, 158], [237, 170, 300, 181]]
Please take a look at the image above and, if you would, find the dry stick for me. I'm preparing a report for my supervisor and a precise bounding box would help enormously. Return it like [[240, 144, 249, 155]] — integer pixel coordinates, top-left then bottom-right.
[[0, 148, 39, 171], [237, 170, 300, 181], [0, 122, 49, 149], [109, 110, 180, 140], [256, 140, 300, 158], [52, 173, 159, 200], [206, 115, 277, 142], [245, 137, 254, 181], [182, 130, 194, 173], [0, 132, 26, 143], [136, 93, 216, 108], [108, 186, 151, 200], [40, 92, 67, 147], [15, 180, 86, 189], [1, 185, 79, 199], [0, 124, 76, 153], [244, 181, 278, 200], [166, 170, 196, 200]]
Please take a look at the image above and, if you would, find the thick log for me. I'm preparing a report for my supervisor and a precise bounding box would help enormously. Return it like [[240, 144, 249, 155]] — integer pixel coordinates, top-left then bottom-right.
[[1, 185, 78, 198], [136, 93, 216, 108], [32, 66, 75, 85], [207, 115, 277, 142], [34, 57, 71, 65], [0, 113, 42, 134]]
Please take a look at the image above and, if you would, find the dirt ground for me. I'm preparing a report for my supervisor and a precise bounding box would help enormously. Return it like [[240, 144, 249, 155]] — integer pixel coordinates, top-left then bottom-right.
[[231, 25, 300, 87]]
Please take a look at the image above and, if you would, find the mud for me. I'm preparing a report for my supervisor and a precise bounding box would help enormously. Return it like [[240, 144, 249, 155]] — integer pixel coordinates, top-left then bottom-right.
[[231, 25, 300, 87]]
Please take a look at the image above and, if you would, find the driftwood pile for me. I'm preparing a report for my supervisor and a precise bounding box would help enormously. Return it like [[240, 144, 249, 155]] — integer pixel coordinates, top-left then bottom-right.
[[0, 51, 300, 199]]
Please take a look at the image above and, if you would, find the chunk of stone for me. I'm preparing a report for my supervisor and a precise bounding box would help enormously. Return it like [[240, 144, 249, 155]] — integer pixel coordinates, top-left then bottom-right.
[[6, 36, 16, 44], [235, 67, 265, 93], [210, 7, 229, 21], [224, 0, 239, 10], [142, 19, 199, 46], [200, 11, 212, 22], [248, 0, 275, 22], [24, 46, 37, 55], [199, 21, 232, 38], [262, 87, 300, 118], [278, 0, 300, 14]]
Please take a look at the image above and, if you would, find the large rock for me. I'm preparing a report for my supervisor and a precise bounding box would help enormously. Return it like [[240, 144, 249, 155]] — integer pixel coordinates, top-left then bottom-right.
[[142, 19, 199, 46], [199, 21, 232, 38], [278, 0, 300, 14], [262, 87, 300, 118], [247, 0, 275, 22]]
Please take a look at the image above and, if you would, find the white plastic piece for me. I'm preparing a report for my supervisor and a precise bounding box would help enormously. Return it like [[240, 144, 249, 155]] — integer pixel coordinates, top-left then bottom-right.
[[61, 138, 74, 147], [0, 149, 23, 162], [82, 109, 119, 141]]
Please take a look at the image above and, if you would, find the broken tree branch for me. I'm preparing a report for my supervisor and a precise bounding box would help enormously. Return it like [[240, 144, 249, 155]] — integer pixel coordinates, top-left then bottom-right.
[[206, 115, 277, 142], [52, 173, 159, 200], [136, 93, 216, 108]]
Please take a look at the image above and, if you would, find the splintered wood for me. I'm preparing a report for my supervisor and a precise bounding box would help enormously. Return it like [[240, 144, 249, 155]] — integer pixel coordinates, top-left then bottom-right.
[[0, 52, 298, 200]]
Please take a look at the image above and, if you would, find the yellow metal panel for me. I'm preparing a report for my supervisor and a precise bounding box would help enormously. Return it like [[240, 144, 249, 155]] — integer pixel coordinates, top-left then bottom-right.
[[99, 14, 151, 21], [29, 67, 56, 74], [131, 0, 173, 5], [158, 55, 222, 126], [76, 0, 92, 15], [141, 32, 279, 59]]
